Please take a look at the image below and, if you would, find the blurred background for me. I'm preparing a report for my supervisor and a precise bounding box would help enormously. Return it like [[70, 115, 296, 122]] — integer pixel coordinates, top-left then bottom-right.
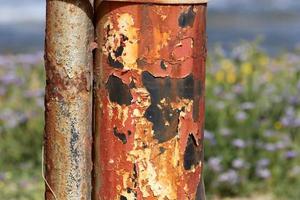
[[0, 0, 299, 199]]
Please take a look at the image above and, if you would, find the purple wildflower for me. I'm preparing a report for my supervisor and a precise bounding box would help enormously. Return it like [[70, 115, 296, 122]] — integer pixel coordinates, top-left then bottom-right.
[[0, 110, 29, 129], [219, 128, 232, 137], [204, 130, 216, 145], [233, 84, 244, 94], [208, 157, 223, 172], [289, 96, 300, 105], [280, 107, 300, 127], [241, 102, 255, 110], [285, 151, 298, 159], [0, 55, 14, 68], [281, 117, 291, 127], [235, 111, 247, 122], [0, 172, 5, 181], [231, 44, 249, 61], [294, 118, 300, 127], [232, 158, 246, 169], [264, 143, 276, 152], [0, 73, 22, 85], [256, 158, 270, 168], [218, 170, 239, 185], [256, 168, 271, 179], [232, 138, 246, 149], [285, 107, 295, 117], [24, 89, 44, 98], [275, 141, 287, 150], [19, 180, 30, 189], [16, 52, 43, 66]]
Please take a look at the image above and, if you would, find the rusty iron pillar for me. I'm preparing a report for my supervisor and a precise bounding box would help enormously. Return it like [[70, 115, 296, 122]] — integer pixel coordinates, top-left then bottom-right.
[[93, 0, 207, 199], [44, 0, 94, 199]]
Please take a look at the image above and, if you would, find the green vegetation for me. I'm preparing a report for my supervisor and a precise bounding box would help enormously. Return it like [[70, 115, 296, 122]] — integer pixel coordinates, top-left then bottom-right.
[[0, 42, 299, 199]]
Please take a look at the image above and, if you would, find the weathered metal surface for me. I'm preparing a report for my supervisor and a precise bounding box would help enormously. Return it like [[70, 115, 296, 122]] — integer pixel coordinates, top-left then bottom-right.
[[93, 2, 207, 199], [44, 0, 93, 199]]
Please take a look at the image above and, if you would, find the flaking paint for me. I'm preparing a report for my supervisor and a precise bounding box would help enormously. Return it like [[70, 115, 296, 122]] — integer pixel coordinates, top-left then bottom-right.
[[94, 2, 207, 200]]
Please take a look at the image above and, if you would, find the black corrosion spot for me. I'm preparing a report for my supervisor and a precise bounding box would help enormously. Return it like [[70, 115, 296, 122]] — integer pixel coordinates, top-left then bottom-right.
[[178, 6, 196, 28], [106, 75, 133, 106], [142, 71, 198, 103], [113, 127, 127, 144], [69, 120, 81, 190], [184, 134, 202, 170], [128, 130, 132, 136], [142, 71, 201, 142], [120, 195, 127, 200], [160, 60, 167, 70], [129, 80, 136, 89], [107, 34, 128, 69], [144, 104, 180, 143], [195, 179, 206, 200], [133, 164, 138, 187], [108, 54, 124, 69], [176, 74, 202, 121], [159, 147, 166, 154]]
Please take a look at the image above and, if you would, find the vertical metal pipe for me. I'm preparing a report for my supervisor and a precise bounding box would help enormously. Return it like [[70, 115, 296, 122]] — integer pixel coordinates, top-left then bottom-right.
[[93, 1, 207, 199], [44, 0, 93, 199]]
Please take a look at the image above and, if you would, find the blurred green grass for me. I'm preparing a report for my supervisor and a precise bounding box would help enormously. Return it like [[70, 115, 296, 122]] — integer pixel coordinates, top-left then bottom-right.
[[0, 42, 299, 199]]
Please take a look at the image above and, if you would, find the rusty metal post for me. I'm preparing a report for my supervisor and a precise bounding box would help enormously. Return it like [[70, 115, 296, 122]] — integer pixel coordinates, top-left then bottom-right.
[[44, 0, 94, 199], [93, 1, 207, 199]]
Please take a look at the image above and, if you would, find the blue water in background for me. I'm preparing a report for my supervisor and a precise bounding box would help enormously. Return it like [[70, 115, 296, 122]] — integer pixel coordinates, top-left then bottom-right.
[[0, 0, 299, 54]]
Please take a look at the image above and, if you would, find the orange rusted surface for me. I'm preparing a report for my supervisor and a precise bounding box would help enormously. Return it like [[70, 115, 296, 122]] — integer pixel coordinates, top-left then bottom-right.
[[44, 0, 93, 199], [94, 2, 207, 200]]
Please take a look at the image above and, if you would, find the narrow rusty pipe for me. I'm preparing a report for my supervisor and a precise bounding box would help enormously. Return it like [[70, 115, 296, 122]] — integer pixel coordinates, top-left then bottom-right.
[[44, 0, 94, 199], [93, 1, 207, 199]]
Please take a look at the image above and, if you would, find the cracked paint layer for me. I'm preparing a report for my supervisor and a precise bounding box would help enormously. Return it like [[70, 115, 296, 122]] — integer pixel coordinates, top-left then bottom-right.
[[94, 2, 207, 200]]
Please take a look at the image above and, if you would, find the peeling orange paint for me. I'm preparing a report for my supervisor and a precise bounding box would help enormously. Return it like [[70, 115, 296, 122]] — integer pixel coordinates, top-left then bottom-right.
[[93, 2, 207, 200]]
